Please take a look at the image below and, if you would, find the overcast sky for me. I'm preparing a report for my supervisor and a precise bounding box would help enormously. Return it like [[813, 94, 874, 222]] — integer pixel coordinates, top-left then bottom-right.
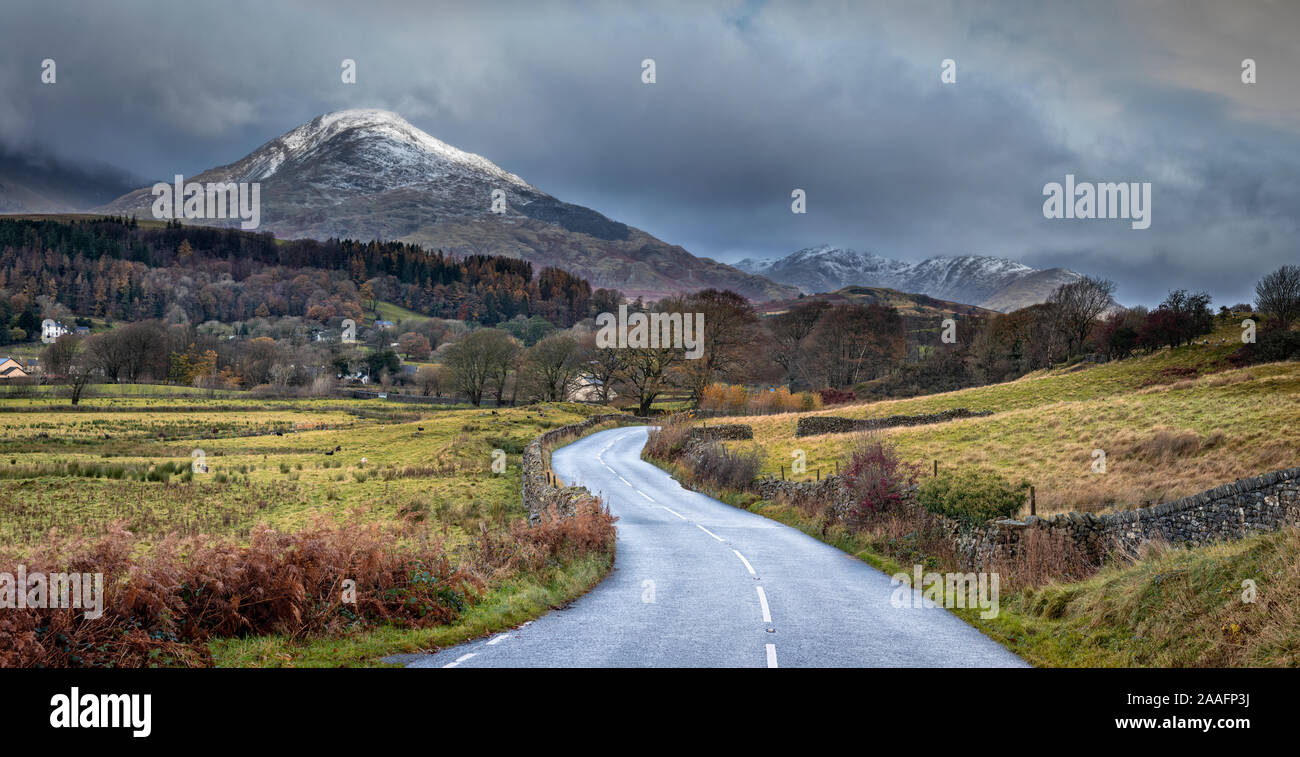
[[2, 0, 1297, 306]]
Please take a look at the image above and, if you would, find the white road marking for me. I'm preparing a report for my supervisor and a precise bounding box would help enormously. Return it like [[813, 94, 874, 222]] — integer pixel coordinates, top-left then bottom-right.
[[618, 476, 632, 486], [636, 489, 655, 502], [755, 586, 772, 623], [733, 550, 756, 575], [696, 524, 725, 542], [766, 644, 778, 668], [662, 506, 687, 520], [443, 653, 477, 668], [487, 634, 510, 646]]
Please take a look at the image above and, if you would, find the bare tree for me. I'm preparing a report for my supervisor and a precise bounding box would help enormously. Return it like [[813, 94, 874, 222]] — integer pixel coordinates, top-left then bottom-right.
[[1049, 276, 1116, 357], [522, 333, 587, 401], [443, 329, 516, 406], [616, 346, 682, 415], [1255, 264, 1300, 329], [767, 299, 829, 389]]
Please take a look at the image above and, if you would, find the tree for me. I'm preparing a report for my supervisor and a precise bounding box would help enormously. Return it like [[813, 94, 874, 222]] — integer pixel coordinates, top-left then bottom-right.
[[415, 364, 444, 396], [396, 332, 432, 360], [617, 345, 682, 415], [767, 299, 829, 389], [582, 332, 622, 404], [40, 333, 82, 378], [669, 289, 761, 402], [41, 335, 95, 404], [810, 304, 905, 388], [1140, 290, 1214, 349], [443, 329, 516, 406], [522, 333, 586, 401], [1049, 276, 1116, 357], [1255, 264, 1300, 329]]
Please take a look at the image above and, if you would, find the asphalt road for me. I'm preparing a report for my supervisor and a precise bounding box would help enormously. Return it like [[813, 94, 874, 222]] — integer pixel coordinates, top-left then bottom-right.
[[405, 426, 1027, 668]]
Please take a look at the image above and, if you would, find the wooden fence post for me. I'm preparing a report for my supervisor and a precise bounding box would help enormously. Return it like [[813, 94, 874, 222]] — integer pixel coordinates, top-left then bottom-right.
[[780, 464, 785, 481], [1030, 485, 1036, 516], [933, 459, 938, 477]]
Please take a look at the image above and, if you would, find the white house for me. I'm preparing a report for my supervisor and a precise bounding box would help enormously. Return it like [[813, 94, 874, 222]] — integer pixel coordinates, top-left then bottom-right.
[[41, 319, 71, 344]]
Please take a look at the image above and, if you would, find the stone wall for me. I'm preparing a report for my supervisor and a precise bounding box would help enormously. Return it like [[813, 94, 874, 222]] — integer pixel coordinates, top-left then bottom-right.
[[741, 462, 1300, 570], [795, 409, 994, 437], [689, 424, 754, 442], [961, 466, 1300, 569], [521, 413, 655, 523]]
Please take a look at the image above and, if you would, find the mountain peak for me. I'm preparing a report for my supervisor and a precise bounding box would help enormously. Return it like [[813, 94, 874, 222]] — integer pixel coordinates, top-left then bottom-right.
[[215, 108, 532, 191], [739, 246, 1082, 311]]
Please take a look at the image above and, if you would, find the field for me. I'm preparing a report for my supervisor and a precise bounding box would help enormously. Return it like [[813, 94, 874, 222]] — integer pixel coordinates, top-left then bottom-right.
[[0, 392, 617, 666], [722, 322, 1298, 514]]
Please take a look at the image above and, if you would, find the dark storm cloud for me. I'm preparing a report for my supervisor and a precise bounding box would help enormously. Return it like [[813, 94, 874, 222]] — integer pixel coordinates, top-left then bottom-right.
[[1, 0, 1296, 306]]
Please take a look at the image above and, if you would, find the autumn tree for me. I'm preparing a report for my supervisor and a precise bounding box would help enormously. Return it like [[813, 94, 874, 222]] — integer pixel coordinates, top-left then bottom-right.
[[397, 332, 432, 360]]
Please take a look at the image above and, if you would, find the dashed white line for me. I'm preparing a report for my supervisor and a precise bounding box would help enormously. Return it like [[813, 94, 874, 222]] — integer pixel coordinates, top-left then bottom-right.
[[443, 653, 477, 668], [755, 586, 772, 623], [618, 475, 632, 486], [635, 489, 655, 502], [486, 634, 510, 646], [662, 506, 687, 520], [696, 524, 725, 542], [766, 644, 778, 668], [733, 550, 756, 575]]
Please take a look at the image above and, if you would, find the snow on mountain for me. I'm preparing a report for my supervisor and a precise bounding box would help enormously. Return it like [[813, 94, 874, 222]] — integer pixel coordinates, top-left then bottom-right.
[[96, 110, 798, 302], [740, 245, 1083, 312]]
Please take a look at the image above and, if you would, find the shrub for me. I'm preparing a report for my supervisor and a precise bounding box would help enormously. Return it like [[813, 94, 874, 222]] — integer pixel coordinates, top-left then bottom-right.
[[918, 470, 1029, 525], [644, 416, 692, 460], [690, 442, 763, 490], [1228, 327, 1300, 366], [818, 388, 857, 406], [842, 435, 918, 528]]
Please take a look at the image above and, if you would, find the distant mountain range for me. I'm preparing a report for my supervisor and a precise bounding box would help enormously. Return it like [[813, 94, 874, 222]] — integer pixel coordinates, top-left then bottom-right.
[[93, 109, 797, 302], [0, 147, 139, 214], [735, 245, 1083, 312]]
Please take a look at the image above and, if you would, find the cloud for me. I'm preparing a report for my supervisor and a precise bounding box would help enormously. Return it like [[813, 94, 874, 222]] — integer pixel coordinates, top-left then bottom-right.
[[1, 0, 1295, 307]]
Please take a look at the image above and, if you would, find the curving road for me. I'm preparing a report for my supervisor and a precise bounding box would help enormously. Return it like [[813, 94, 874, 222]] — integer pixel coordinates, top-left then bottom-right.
[[405, 426, 1026, 668]]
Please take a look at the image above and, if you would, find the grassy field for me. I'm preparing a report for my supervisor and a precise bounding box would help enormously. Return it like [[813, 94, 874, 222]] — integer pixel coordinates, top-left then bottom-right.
[[723, 322, 1297, 514], [0, 394, 604, 550], [0, 389, 618, 666]]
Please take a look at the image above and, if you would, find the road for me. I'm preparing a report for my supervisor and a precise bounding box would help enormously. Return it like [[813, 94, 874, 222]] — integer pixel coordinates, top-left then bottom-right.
[[405, 426, 1026, 668]]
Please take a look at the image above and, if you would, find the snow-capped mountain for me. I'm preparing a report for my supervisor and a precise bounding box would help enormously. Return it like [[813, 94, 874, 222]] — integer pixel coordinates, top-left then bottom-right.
[[735, 245, 1083, 312], [97, 109, 797, 302]]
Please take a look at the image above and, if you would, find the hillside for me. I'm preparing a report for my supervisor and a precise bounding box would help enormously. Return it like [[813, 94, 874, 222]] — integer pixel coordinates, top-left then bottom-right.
[[720, 321, 1298, 515], [755, 285, 996, 319]]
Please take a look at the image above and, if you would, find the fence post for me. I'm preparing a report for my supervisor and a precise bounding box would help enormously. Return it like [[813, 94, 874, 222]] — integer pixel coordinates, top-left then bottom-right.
[[1030, 485, 1036, 516], [933, 459, 938, 477], [817, 468, 820, 481], [780, 464, 785, 481]]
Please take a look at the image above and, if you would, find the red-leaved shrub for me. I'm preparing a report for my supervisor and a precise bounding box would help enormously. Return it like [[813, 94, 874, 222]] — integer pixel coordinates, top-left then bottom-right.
[[842, 435, 918, 529]]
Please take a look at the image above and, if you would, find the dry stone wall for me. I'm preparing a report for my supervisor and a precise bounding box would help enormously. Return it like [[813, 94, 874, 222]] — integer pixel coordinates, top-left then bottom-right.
[[743, 462, 1300, 569], [795, 409, 993, 437], [521, 413, 655, 523]]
